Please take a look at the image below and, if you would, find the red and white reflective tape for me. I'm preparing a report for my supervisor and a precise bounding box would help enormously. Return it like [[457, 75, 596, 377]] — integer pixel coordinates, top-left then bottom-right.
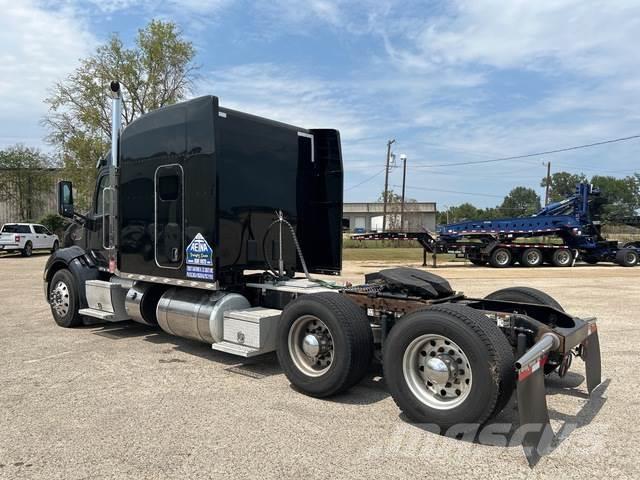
[[518, 355, 548, 382], [587, 323, 597, 336]]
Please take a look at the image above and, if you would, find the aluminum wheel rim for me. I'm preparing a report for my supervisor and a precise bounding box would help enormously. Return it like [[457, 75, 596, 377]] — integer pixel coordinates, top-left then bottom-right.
[[495, 251, 510, 265], [626, 252, 637, 265], [402, 334, 473, 410], [50, 280, 70, 317], [288, 315, 334, 377], [526, 250, 541, 265], [556, 250, 571, 265]]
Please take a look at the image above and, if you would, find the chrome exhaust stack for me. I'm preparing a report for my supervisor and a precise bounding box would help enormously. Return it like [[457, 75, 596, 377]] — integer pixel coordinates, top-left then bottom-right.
[[106, 81, 122, 272], [109, 81, 122, 168]]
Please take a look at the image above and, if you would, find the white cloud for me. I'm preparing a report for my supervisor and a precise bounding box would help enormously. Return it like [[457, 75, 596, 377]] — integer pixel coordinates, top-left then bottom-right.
[[196, 63, 380, 171], [388, 0, 640, 77], [0, 0, 96, 148]]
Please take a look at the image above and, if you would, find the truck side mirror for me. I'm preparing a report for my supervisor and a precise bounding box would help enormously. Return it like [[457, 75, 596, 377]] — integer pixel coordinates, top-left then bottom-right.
[[58, 181, 75, 218]]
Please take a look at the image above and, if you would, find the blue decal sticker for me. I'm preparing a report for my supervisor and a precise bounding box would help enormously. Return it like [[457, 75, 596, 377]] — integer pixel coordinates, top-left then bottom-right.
[[186, 233, 214, 267]]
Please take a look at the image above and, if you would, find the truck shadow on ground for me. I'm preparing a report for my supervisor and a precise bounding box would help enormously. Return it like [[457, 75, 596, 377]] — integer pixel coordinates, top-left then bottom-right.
[[86, 320, 283, 376], [404, 373, 609, 467], [86, 320, 390, 402]]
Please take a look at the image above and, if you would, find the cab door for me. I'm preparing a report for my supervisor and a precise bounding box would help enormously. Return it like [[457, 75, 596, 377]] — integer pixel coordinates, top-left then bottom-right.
[[86, 170, 111, 266], [32, 225, 48, 249], [154, 164, 184, 268]]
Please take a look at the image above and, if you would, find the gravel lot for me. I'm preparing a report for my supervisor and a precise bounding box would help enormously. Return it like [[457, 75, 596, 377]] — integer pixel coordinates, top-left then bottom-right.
[[1, 253, 638, 479]]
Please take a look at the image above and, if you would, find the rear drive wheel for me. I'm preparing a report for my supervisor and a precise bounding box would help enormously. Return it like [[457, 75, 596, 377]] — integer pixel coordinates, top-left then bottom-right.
[[21, 241, 33, 257], [277, 293, 373, 397], [484, 286, 564, 311], [489, 248, 512, 268], [51, 240, 59, 253], [616, 249, 639, 267], [520, 248, 543, 267], [384, 304, 514, 429], [48, 269, 82, 327], [551, 249, 573, 267], [485, 287, 563, 375]]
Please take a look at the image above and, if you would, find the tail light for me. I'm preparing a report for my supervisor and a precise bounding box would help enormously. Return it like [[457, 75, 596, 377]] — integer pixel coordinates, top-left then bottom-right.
[[14, 235, 20, 243]]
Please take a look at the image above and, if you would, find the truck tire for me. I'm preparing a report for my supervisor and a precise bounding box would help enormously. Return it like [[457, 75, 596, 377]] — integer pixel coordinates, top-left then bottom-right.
[[383, 304, 514, 429], [489, 248, 512, 268], [520, 248, 543, 267], [48, 269, 83, 327], [51, 240, 59, 253], [616, 249, 639, 267], [484, 286, 564, 312], [551, 249, 573, 267], [21, 241, 33, 257], [277, 292, 373, 398]]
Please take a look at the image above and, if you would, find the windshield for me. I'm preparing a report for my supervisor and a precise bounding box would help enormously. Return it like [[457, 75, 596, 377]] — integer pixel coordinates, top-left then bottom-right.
[[1, 224, 31, 234]]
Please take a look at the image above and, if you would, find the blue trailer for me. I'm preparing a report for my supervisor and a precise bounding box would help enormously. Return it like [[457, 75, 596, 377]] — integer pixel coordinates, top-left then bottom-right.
[[352, 184, 640, 268]]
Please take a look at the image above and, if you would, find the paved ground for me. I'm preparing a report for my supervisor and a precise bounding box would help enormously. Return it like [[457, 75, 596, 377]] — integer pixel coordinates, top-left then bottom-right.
[[1, 253, 638, 479]]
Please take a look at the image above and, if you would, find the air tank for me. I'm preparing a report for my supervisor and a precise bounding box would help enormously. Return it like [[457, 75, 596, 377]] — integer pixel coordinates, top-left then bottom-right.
[[155, 288, 250, 343]]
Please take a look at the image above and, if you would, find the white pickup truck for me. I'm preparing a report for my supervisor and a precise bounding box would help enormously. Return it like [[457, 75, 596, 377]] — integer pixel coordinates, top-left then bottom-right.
[[0, 223, 60, 257]]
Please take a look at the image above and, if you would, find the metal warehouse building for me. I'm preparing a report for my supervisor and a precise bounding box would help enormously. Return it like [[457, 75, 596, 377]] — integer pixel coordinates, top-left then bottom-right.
[[343, 202, 437, 233]]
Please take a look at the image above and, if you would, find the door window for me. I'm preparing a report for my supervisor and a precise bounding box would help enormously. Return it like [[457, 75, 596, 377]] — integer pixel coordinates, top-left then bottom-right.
[[95, 175, 111, 215], [155, 165, 184, 268]]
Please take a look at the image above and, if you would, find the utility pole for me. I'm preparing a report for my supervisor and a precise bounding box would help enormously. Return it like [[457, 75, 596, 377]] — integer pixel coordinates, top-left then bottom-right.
[[382, 139, 395, 232], [544, 161, 551, 206], [400, 154, 407, 232]]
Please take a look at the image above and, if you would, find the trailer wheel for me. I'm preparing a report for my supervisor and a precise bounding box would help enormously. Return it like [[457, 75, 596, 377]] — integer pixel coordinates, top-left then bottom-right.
[[277, 293, 373, 398], [616, 249, 639, 267], [48, 269, 83, 328], [489, 248, 512, 268], [551, 249, 573, 267], [520, 248, 543, 267], [484, 286, 564, 311], [21, 241, 33, 257], [383, 304, 514, 429]]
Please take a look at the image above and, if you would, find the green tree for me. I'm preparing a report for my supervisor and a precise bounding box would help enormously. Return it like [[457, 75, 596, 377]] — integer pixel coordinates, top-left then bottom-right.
[[438, 203, 480, 224], [541, 171, 588, 203], [590, 175, 640, 219], [43, 19, 197, 209], [0, 145, 56, 221], [377, 189, 416, 204], [499, 186, 541, 216]]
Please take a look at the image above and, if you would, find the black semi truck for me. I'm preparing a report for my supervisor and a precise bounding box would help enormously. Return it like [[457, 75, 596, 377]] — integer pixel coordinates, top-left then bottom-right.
[[46, 82, 602, 452]]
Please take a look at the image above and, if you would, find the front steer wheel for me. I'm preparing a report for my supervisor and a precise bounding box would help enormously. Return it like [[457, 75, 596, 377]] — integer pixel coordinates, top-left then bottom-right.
[[276, 292, 373, 398], [383, 304, 515, 429], [48, 269, 82, 328]]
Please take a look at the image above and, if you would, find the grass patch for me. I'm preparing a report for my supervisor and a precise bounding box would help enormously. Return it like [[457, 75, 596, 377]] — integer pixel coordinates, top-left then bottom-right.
[[343, 248, 456, 263]]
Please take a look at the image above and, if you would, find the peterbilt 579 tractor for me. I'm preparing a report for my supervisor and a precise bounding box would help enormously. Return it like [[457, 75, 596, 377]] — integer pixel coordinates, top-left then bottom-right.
[[45, 82, 602, 452]]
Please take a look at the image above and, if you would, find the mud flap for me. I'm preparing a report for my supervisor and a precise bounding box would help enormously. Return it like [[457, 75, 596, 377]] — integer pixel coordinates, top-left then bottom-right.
[[516, 355, 553, 454], [582, 323, 602, 394]]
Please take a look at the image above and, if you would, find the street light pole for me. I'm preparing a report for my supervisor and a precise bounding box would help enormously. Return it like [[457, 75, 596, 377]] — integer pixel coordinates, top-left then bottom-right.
[[400, 154, 407, 232], [382, 139, 395, 232]]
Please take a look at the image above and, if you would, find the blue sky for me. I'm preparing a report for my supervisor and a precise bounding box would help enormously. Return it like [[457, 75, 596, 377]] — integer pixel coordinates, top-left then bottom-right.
[[1, 0, 639, 208]]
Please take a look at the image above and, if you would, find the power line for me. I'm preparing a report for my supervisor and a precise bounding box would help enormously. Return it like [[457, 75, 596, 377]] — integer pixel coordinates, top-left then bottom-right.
[[392, 184, 503, 198], [410, 134, 640, 169], [344, 167, 386, 191]]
